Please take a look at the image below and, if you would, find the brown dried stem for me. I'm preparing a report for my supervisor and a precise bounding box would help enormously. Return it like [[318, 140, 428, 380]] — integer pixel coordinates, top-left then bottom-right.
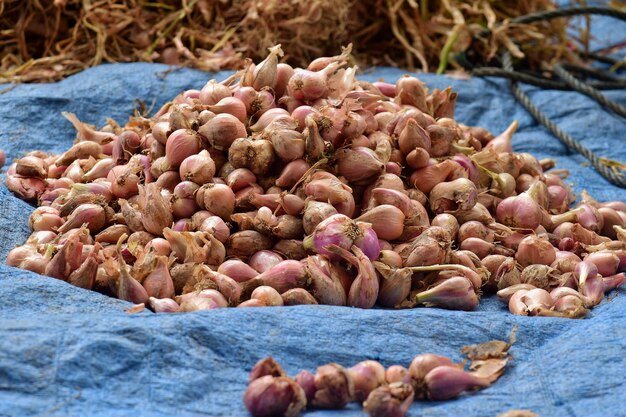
[[0, 0, 585, 83]]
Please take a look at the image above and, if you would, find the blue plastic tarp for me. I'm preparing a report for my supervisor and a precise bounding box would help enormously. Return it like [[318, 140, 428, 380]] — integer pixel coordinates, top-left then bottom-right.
[[1, 58, 626, 417]]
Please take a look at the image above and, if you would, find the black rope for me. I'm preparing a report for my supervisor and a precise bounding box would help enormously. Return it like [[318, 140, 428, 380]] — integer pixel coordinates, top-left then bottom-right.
[[478, 6, 626, 38], [560, 63, 621, 82], [502, 52, 626, 187], [460, 6, 626, 91], [552, 63, 626, 118], [583, 52, 625, 66], [509, 6, 626, 24], [470, 67, 626, 90], [462, 5, 626, 186]]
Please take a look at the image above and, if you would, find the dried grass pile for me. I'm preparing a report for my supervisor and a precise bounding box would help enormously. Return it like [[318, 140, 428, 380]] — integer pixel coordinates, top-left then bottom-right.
[[0, 0, 595, 83]]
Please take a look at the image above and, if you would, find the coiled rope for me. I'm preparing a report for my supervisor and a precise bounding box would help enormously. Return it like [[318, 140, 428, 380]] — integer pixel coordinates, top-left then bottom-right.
[[503, 51, 626, 187], [464, 6, 626, 186]]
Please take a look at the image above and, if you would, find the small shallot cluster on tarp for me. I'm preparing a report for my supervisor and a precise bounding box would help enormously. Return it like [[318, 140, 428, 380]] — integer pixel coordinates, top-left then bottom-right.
[[4, 44, 625, 316], [243, 331, 513, 417]]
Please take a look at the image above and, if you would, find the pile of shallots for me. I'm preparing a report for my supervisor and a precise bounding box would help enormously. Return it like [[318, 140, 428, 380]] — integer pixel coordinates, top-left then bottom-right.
[[4, 44, 625, 317], [244, 333, 512, 417]]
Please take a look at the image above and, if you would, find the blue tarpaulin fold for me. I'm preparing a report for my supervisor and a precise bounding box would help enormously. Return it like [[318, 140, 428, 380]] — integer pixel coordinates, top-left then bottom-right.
[[1, 60, 625, 417]]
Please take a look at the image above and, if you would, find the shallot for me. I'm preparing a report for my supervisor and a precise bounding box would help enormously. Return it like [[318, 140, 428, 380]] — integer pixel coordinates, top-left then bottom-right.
[[3, 44, 623, 326]]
